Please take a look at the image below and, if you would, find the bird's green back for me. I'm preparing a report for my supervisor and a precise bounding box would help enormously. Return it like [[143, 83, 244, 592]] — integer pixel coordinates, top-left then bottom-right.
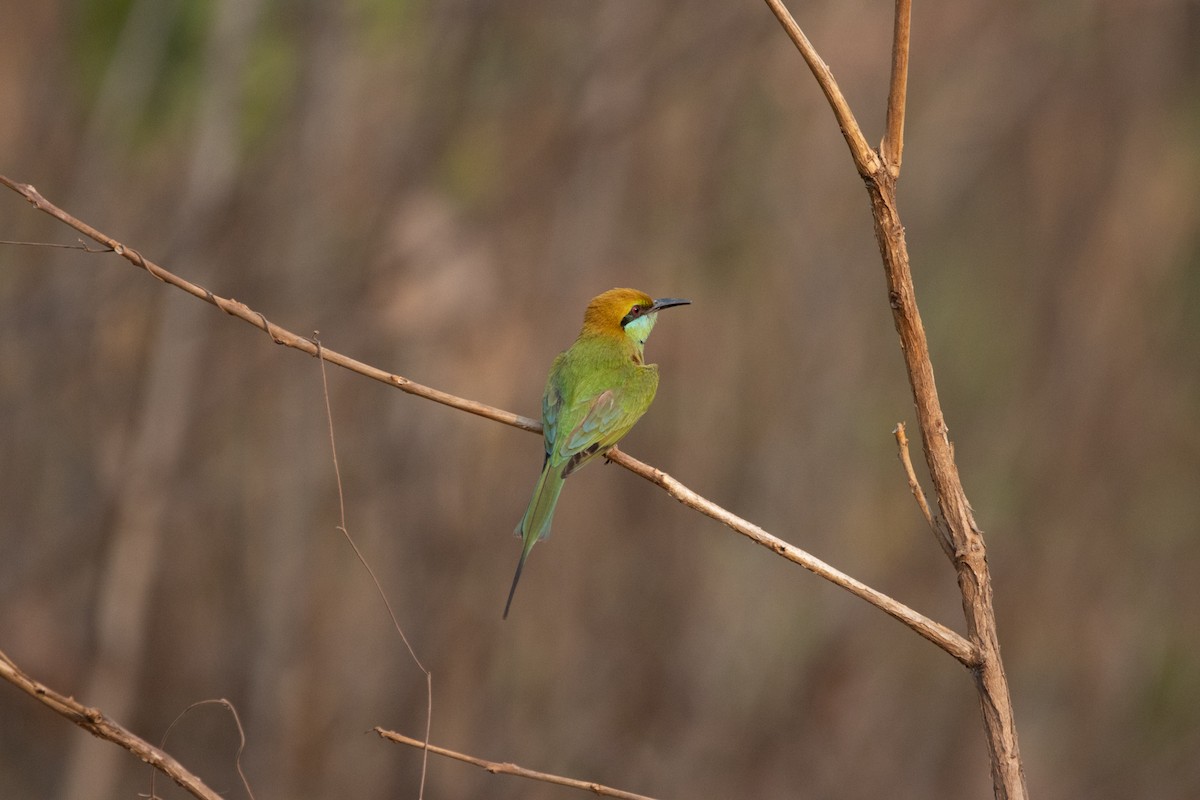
[[543, 334, 659, 477]]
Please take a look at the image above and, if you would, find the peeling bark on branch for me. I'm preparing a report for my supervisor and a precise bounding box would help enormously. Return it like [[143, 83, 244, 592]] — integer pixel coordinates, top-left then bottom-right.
[[867, 171, 1028, 799]]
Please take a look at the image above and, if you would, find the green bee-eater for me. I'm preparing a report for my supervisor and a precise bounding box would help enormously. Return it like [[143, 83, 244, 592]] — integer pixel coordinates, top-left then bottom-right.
[[504, 287, 690, 618]]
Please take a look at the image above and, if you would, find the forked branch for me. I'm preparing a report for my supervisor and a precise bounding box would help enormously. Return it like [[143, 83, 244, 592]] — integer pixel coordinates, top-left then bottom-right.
[[760, 1, 1027, 797]]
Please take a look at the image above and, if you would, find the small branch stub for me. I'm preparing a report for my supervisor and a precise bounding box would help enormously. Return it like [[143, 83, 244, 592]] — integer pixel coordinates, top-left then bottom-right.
[[893, 422, 950, 556]]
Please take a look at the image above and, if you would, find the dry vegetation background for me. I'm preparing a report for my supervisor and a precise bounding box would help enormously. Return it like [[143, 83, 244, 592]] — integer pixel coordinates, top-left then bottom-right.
[[2, 1, 1199, 798]]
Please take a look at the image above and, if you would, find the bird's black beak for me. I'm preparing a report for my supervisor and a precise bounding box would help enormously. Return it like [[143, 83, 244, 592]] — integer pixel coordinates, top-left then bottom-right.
[[650, 298, 690, 313]]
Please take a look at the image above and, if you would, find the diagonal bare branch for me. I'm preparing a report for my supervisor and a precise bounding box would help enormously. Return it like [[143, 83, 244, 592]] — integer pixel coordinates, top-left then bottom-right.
[[761, 0, 881, 177], [0, 648, 224, 800], [376, 728, 660, 800], [609, 447, 976, 664], [0, 173, 976, 667], [0, 175, 538, 435]]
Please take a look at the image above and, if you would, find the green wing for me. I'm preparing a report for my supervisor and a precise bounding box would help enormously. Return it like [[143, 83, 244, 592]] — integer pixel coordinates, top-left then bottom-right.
[[542, 351, 658, 477]]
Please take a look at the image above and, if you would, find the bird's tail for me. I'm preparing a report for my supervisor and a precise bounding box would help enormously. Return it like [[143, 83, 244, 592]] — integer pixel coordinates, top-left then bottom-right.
[[504, 463, 566, 619]]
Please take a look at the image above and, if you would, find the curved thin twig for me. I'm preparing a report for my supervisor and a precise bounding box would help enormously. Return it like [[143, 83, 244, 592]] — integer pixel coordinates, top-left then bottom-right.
[[152, 699, 255, 800], [315, 336, 433, 799]]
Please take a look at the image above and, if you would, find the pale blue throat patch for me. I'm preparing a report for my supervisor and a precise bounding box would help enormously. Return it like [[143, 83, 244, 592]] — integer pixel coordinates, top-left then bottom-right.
[[624, 312, 657, 348]]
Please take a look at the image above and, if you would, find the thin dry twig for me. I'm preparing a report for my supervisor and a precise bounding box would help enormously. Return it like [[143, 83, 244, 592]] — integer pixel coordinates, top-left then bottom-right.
[[150, 699, 255, 800], [0, 648, 223, 800], [761, 0, 880, 177], [0, 173, 975, 666], [0, 238, 112, 252], [315, 336, 433, 799], [892, 422, 941, 544], [375, 728, 660, 800]]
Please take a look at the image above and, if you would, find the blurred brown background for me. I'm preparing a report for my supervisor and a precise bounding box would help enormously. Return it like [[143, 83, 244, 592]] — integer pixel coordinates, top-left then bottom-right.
[[2, 1, 1198, 798]]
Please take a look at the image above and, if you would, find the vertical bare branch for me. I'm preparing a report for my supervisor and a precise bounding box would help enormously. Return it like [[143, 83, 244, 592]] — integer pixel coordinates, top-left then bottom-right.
[[763, 2, 1029, 797], [865, 144, 1028, 800], [868, 123, 1027, 800], [882, 0, 912, 172]]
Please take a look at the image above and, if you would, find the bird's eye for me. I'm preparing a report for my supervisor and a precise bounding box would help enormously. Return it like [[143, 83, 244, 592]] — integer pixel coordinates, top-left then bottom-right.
[[629, 305, 642, 316]]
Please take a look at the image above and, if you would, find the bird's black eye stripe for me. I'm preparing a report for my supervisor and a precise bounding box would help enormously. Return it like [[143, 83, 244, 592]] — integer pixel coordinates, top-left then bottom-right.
[[620, 305, 643, 327]]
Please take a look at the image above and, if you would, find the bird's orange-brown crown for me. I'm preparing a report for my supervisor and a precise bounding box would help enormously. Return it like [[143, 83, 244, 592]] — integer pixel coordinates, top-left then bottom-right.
[[581, 288, 654, 335]]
